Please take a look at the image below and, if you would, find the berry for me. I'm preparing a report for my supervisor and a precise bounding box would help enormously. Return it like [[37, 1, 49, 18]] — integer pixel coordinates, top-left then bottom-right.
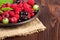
[[20, 11, 28, 15], [10, 17, 18, 23], [11, 3, 18, 9], [15, 7, 21, 14], [1, 4, 6, 8], [5, 3, 11, 7], [18, 19, 22, 22], [34, 10, 38, 14], [0, 16, 2, 22], [18, 1, 23, 8], [31, 13, 34, 16], [23, 2, 34, 13], [27, 13, 31, 19], [33, 5, 39, 10], [2, 18, 9, 24], [16, 0, 20, 4], [25, 12, 28, 16], [9, 11, 15, 17], [2, 11, 9, 18], [14, 14, 20, 20], [28, 0, 35, 6]]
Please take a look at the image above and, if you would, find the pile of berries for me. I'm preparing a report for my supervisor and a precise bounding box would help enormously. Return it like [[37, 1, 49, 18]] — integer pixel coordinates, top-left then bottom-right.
[[0, 0, 39, 24]]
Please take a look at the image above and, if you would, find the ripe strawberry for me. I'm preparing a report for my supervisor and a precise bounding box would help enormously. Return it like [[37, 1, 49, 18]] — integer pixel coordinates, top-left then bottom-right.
[[14, 14, 20, 20], [0, 16, 2, 22], [28, 0, 35, 6], [9, 11, 15, 17], [10, 17, 18, 23]]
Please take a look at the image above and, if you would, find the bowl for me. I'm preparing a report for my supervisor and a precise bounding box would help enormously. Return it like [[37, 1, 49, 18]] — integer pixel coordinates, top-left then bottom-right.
[[0, 0, 41, 27]]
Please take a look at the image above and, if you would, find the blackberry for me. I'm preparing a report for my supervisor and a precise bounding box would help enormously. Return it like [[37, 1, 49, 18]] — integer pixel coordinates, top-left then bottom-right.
[[34, 10, 39, 14], [18, 19, 22, 22], [20, 11, 28, 15], [14, 0, 20, 4]]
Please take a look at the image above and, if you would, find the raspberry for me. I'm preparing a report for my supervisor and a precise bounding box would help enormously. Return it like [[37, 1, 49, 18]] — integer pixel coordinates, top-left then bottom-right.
[[5, 10, 10, 13], [18, 1, 23, 8], [28, 0, 35, 6], [31, 13, 34, 16], [11, 4, 18, 9], [0, 16, 2, 21], [15, 7, 22, 14], [23, 2, 32, 13], [1, 4, 6, 8], [2, 11, 9, 18], [14, 14, 20, 20], [5, 3, 11, 7], [27, 13, 31, 18], [10, 17, 18, 23], [9, 11, 15, 17]]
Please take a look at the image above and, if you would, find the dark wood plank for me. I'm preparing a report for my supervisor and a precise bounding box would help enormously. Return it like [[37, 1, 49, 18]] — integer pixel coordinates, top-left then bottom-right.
[[4, 33, 38, 40]]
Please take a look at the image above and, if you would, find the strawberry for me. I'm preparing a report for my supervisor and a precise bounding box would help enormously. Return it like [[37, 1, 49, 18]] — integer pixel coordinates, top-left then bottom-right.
[[28, 0, 35, 6]]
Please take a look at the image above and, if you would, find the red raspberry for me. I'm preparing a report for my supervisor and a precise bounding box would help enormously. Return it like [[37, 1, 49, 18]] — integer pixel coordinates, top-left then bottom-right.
[[2, 11, 9, 18], [14, 14, 20, 20], [5, 10, 10, 13], [23, 2, 34, 13], [28, 0, 35, 6], [31, 13, 34, 16], [9, 11, 15, 17], [10, 17, 18, 23], [11, 4, 18, 9], [18, 1, 23, 8], [27, 13, 31, 19], [0, 16, 2, 22], [15, 7, 21, 14], [5, 3, 11, 7], [1, 4, 6, 8]]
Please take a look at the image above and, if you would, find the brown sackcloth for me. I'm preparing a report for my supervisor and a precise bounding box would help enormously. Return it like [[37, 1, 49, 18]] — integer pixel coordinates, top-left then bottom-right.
[[0, 18, 46, 40]]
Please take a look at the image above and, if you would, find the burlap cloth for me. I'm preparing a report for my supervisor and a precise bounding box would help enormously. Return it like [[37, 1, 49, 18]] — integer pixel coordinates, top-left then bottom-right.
[[0, 18, 46, 40]]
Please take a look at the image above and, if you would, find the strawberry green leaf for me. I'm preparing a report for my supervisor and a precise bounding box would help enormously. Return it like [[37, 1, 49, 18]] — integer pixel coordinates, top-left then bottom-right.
[[0, 10, 3, 13], [1, 7, 13, 11]]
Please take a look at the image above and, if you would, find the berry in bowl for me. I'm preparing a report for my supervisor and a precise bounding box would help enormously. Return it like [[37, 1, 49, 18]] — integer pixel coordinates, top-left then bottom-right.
[[0, 0, 40, 27]]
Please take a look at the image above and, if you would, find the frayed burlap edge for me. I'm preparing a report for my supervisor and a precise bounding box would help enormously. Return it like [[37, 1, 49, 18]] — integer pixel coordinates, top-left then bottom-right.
[[0, 18, 46, 40]]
